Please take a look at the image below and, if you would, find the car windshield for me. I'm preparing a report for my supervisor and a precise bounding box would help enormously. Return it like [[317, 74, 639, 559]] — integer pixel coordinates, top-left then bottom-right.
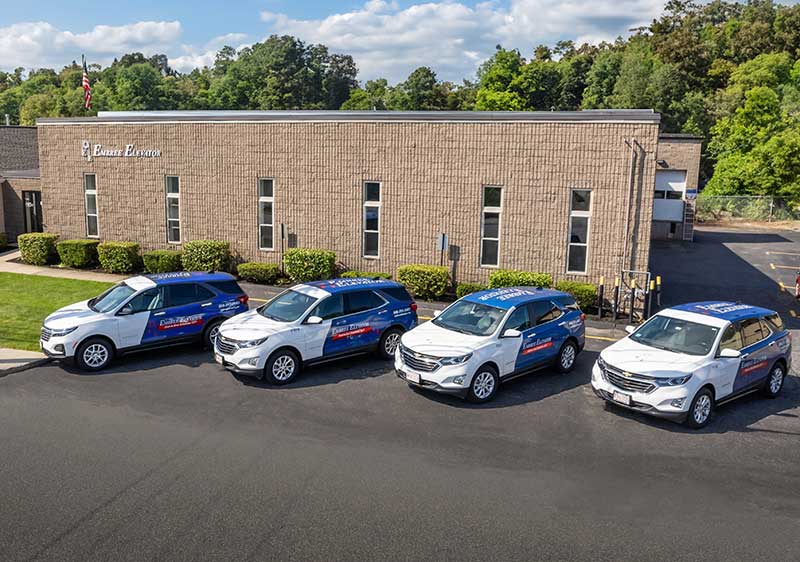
[[432, 299, 506, 337], [258, 290, 317, 322], [90, 283, 137, 313], [630, 315, 720, 356]]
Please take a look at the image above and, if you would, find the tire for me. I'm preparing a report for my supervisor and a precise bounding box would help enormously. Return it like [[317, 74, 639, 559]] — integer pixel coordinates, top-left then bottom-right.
[[263, 349, 300, 385], [763, 362, 785, 398], [555, 341, 578, 373], [75, 337, 114, 372], [377, 327, 403, 359], [467, 365, 499, 404], [202, 319, 223, 349], [685, 387, 714, 429]]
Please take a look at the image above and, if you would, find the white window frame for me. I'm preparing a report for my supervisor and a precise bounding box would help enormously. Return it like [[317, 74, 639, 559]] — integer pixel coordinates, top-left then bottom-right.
[[480, 185, 502, 268], [566, 189, 592, 275], [362, 181, 381, 259], [165, 176, 181, 244], [258, 178, 275, 251], [84, 173, 99, 238]]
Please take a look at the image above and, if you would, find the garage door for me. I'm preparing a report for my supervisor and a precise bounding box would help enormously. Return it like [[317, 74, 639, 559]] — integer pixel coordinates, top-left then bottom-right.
[[655, 170, 687, 192]]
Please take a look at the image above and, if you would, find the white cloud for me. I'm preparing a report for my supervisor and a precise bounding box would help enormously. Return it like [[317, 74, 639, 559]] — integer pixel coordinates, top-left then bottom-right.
[[0, 20, 181, 71], [170, 33, 251, 74]]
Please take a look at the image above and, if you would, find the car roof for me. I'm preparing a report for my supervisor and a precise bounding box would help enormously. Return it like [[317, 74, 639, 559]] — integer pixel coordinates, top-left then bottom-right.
[[127, 271, 236, 289], [303, 277, 404, 295], [463, 287, 570, 310], [670, 301, 776, 323]]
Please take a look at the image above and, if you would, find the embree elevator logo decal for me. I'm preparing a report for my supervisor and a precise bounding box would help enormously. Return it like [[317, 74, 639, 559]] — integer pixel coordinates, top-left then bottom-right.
[[81, 140, 162, 162]]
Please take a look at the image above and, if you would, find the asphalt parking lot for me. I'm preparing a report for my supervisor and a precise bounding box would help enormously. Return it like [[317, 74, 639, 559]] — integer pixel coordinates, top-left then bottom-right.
[[2, 335, 800, 562]]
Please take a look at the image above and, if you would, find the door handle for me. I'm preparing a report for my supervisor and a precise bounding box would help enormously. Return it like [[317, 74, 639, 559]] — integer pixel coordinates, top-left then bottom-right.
[[201, 302, 213, 307], [153, 312, 166, 317]]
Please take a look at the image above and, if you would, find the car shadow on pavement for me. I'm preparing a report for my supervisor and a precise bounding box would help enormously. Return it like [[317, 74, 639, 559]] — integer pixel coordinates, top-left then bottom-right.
[[54, 344, 213, 376], [406, 350, 598, 410], [601, 374, 800, 436]]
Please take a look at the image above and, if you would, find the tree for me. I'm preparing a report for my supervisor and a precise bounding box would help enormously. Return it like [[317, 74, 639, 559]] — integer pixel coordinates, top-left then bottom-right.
[[581, 49, 622, 109], [510, 61, 561, 110]]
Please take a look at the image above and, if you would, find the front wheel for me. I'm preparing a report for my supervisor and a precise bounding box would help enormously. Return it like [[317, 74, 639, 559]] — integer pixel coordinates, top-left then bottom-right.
[[685, 388, 714, 429], [467, 366, 499, 404], [203, 319, 223, 349], [75, 337, 114, 371], [377, 328, 403, 359], [555, 341, 578, 373], [763, 363, 785, 398], [263, 349, 300, 385]]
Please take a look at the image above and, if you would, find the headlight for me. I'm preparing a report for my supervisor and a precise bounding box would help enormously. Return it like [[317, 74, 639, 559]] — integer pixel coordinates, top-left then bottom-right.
[[655, 374, 692, 387], [440, 353, 473, 366], [47, 326, 78, 337], [597, 356, 607, 371], [238, 336, 269, 349]]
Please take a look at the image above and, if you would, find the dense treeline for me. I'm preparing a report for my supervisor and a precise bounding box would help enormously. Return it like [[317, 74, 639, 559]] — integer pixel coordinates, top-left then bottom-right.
[[1, 0, 799, 201]]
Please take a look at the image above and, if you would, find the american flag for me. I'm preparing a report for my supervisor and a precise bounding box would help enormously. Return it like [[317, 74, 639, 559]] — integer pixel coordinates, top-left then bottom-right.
[[81, 55, 92, 109]]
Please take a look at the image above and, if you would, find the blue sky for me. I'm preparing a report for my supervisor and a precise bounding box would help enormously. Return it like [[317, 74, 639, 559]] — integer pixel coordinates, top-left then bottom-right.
[[0, 1, 792, 83]]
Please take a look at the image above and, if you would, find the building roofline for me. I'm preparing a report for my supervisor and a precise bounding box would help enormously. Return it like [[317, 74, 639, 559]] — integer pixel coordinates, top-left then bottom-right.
[[0, 125, 37, 130], [37, 109, 661, 125], [658, 132, 702, 141], [0, 168, 40, 179]]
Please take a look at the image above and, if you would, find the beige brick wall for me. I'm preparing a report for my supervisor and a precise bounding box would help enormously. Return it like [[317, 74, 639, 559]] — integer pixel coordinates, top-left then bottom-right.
[[2, 177, 41, 243], [38, 119, 659, 285], [656, 137, 702, 190]]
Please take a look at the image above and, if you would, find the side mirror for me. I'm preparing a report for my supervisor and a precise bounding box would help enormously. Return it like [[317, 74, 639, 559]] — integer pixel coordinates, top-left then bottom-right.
[[433, 310, 442, 318], [117, 305, 133, 316], [502, 329, 522, 338], [719, 348, 741, 359], [306, 315, 323, 325], [624, 325, 636, 334]]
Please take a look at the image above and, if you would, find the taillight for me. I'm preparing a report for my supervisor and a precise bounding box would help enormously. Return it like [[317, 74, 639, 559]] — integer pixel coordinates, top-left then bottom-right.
[[580, 313, 586, 322], [410, 302, 418, 312], [238, 295, 249, 305]]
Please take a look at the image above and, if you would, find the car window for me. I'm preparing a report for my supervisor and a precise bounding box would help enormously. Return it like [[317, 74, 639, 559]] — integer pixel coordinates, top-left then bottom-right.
[[380, 286, 413, 302], [764, 313, 784, 332], [207, 280, 244, 295], [433, 299, 506, 337], [345, 290, 385, 315], [629, 315, 719, 356], [740, 317, 766, 347], [532, 300, 562, 325], [718, 323, 743, 352], [554, 295, 579, 311], [126, 288, 162, 313], [759, 319, 773, 339], [90, 282, 136, 313], [168, 284, 214, 307], [259, 290, 316, 322], [504, 306, 532, 332], [313, 294, 344, 320]]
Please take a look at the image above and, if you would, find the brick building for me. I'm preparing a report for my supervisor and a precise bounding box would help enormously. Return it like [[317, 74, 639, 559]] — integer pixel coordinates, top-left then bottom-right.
[[0, 126, 42, 243], [35, 110, 695, 284]]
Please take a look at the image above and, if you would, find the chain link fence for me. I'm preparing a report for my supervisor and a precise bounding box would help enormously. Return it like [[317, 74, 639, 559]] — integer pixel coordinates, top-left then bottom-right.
[[696, 195, 800, 223]]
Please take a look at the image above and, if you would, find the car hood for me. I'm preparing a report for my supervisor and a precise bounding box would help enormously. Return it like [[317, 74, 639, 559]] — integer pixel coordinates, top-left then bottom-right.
[[44, 300, 105, 330], [218, 309, 291, 341], [601, 337, 707, 376], [400, 320, 487, 357]]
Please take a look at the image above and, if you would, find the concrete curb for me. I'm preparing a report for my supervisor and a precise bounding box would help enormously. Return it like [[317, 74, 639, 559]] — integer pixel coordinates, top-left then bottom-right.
[[0, 357, 53, 377]]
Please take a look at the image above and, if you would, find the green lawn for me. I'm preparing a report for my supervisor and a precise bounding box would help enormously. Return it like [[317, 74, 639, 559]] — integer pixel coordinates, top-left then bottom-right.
[[0, 273, 114, 351]]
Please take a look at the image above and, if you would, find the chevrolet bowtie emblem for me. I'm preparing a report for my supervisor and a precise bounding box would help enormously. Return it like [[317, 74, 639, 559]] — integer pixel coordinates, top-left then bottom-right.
[[623, 371, 632, 378]]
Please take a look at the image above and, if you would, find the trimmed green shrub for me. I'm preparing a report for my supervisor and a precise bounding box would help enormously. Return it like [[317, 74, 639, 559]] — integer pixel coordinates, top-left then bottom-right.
[[555, 280, 598, 310], [238, 262, 281, 284], [143, 250, 183, 273], [456, 282, 487, 299], [488, 269, 553, 289], [283, 248, 336, 282], [0, 232, 7, 249], [397, 264, 449, 300], [340, 270, 392, 279], [98, 241, 140, 273], [18, 232, 59, 265], [56, 239, 100, 268], [181, 240, 230, 272]]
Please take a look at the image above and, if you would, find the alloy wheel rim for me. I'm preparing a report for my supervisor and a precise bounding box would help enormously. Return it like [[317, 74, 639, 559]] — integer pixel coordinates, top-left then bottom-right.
[[385, 333, 401, 355], [770, 367, 783, 394], [84, 344, 109, 368], [272, 355, 295, 381], [473, 372, 495, 400], [561, 345, 575, 369], [209, 325, 220, 345], [694, 394, 711, 424]]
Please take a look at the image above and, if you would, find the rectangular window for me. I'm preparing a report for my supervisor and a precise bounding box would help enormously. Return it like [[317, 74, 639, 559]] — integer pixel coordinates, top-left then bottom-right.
[[363, 181, 381, 258], [165, 176, 180, 244], [480, 186, 502, 267], [567, 189, 591, 274], [258, 178, 274, 250], [84, 174, 98, 238]]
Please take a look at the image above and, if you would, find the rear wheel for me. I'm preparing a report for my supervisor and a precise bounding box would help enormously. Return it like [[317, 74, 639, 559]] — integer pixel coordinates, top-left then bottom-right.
[[467, 366, 499, 404], [685, 388, 714, 429], [378, 328, 403, 359], [263, 349, 300, 385], [763, 363, 785, 398], [555, 341, 578, 373], [75, 337, 114, 372]]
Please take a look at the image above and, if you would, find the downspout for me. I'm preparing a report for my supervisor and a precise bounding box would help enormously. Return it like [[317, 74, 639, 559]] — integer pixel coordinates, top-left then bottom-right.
[[620, 138, 637, 276]]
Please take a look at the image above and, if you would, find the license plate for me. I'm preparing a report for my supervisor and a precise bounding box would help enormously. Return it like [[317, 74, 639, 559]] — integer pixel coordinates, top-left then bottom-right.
[[612, 391, 631, 406], [405, 371, 420, 384], [215, 354, 223, 365]]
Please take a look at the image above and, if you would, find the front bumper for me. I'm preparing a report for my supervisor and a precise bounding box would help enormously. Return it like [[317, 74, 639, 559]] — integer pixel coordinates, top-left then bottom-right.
[[213, 342, 266, 376], [396, 369, 469, 398], [39, 334, 76, 358], [394, 352, 471, 398]]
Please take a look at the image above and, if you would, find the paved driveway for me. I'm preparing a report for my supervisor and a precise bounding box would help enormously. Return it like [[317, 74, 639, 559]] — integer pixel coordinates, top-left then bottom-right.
[[1, 340, 799, 562]]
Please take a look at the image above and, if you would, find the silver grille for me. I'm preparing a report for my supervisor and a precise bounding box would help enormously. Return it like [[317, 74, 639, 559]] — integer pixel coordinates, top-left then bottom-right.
[[603, 364, 656, 394], [216, 336, 238, 356], [40, 327, 52, 342], [400, 346, 440, 373]]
